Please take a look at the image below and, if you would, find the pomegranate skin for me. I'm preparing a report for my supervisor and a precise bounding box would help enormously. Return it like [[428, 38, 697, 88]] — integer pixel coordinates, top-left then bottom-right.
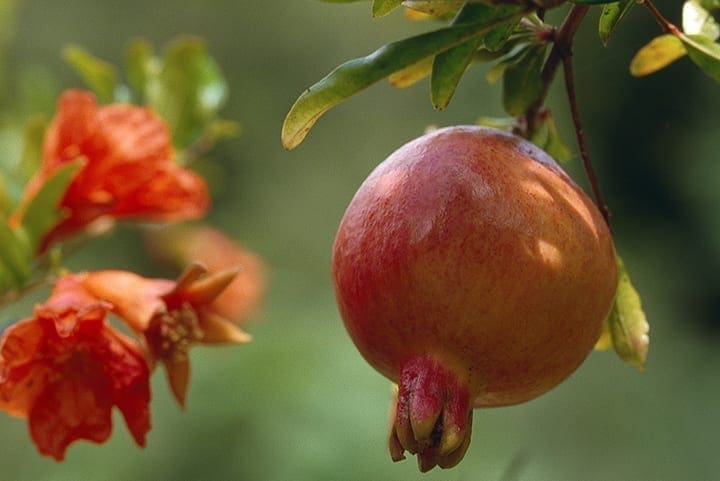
[[332, 126, 617, 408]]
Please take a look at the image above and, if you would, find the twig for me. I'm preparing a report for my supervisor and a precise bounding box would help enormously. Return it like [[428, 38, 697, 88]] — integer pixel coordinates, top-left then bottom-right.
[[641, 0, 681, 35], [562, 48, 611, 225], [525, 5, 589, 138]]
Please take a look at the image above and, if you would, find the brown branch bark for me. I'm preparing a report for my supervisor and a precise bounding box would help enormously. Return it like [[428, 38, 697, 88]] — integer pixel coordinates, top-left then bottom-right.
[[562, 52, 610, 225], [525, 4, 589, 138]]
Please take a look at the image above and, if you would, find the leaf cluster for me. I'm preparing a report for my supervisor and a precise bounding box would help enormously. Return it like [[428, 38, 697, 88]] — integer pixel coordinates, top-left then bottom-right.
[[64, 37, 238, 151], [630, 0, 720, 80]]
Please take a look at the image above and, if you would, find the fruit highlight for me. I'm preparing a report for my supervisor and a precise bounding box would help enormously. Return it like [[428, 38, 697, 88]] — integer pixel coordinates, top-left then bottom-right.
[[332, 126, 617, 471]]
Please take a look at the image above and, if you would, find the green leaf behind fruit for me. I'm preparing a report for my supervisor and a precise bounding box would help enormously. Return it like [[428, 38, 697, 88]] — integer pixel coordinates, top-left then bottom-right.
[[502, 44, 546, 116]]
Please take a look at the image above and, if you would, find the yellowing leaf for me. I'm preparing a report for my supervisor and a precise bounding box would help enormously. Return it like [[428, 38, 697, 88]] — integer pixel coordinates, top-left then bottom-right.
[[594, 319, 613, 351], [372, 0, 403, 17], [402, 1, 462, 17], [629, 34, 687, 76], [606, 255, 650, 370], [388, 56, 433, 88]]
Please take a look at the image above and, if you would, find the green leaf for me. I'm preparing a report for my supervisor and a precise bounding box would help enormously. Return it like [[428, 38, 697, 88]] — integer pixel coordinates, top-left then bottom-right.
[[147, 37, 229, 149], [598, 0, 635, 46], [681, 33, 720, 81], [18, 115, 48, 183], [431, 3, 492, 110], [125, 37, 155, 100], [62, 45, 118, 103], [388, 56, 434, 87], [569, 0, 617, 4], [502, 44, 546, 116], [698, 0, 720, 10], [402, 1, 463, 18], [543, 114, 572, 162], [486, 43, 527, 84], [605, 255, 649, 370], [483, 9, 522, 52], [431, 4, 523, 109], [0, 217, 31, 291], [19, 160, 82, 253], [372, 0, 403, 16], [629, 34, 687, 77], [431, 37, 480, 109], [476, 116, 516, 130], [282, 9, 526, 150], [683, 0, 720, 39]]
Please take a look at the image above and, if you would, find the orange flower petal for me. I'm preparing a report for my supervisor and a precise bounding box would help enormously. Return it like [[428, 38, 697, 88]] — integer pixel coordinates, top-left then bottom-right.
[[81, 270, 172, 332], [0, 273, 152, 460], [180, 266, 241, 306], [146, 225, 267, 323], [198, 309, 252, 344], [163, 356, 190, 409]]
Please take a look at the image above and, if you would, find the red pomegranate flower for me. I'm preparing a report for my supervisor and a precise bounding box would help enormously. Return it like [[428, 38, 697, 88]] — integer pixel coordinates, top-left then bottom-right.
[[14, 89, 209, 250], [146, 225, 267, 323], [0, 275, 151, 461], [82, 263, 250, 407]]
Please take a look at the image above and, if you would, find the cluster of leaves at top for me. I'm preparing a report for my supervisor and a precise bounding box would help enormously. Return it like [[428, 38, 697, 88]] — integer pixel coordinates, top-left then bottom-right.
[[284, 0, 669, 370], [0, 37, 265, 461]]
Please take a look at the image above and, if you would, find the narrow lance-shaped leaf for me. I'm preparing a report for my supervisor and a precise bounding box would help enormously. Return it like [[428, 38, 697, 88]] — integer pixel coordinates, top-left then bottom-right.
[[62, 45, 118, 103], [681, 33, 720, 82], [19, 160, 83, 253], [502, 44, 546, 116], [598, 0, 635, 46], [402, 1, 463, 17], [148, 37, 229, 149], [372, 0, 403, 17], [483, 7, 522, 52], [19, 115, 48, 183], [629, 34, 687, 77], [431, 4, 522, 110], [389, 56, 434, 88], [125, 38, 155, 100], [605, 255, 649, 370], [282, 9, 526, 150], [0, 217, 31, 291], [543, 114, 572, 162], [486, 43, 527, 84]]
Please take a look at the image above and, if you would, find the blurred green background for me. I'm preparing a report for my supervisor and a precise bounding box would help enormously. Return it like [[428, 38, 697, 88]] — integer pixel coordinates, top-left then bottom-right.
[[0, 0, 718, 480]]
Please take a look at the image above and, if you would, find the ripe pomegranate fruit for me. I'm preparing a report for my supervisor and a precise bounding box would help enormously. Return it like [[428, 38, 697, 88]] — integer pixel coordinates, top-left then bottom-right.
[[332, 126, 617, 471]]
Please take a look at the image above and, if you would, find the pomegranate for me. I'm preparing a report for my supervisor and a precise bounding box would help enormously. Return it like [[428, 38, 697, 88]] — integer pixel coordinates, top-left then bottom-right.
[[331, 126, 617, 471]]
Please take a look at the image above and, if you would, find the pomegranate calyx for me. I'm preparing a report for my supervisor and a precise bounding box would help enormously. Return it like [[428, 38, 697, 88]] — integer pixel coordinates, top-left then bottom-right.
[[388, 355, 473, 472]]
